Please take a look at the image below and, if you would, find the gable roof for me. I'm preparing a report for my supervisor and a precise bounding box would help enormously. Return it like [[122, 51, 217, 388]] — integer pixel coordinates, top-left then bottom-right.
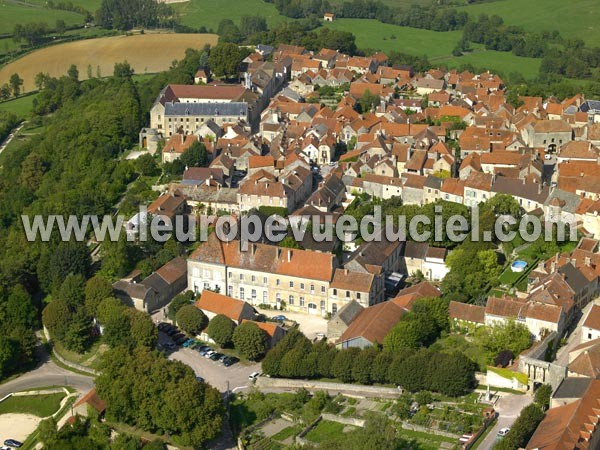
[[339, 301, 407, 345], [196, 290, 255, 322]]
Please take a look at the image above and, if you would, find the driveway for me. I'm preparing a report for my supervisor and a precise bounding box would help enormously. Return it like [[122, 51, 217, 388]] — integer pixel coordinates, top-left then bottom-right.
[[271, 310, 328, 340], [479, 392, 533, 449]]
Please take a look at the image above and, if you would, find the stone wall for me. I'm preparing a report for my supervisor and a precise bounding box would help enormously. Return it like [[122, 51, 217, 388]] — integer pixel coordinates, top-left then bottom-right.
[[256, 377, 402, 398]]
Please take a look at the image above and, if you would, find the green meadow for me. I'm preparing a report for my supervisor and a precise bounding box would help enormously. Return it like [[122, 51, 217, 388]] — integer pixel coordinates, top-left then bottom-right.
[[172, 0, 286, 31]]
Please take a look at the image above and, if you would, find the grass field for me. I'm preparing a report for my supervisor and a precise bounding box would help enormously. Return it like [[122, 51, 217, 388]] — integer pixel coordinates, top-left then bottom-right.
[[458, 0, 600, 47], [172, 0, 286, 31], [439, 49, 542, 79], [0, 393, 65, 417], [305, 420, 349, 443], [324, 19, 542, 78], [0, 32, 218, 93], [324, 19, 461, 58], [0, 0, 86, 34], [0, 93, 37, 118]]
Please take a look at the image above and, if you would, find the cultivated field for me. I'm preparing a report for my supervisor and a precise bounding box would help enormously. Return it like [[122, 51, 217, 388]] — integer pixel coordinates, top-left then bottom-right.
[[172, 0, 285, 31], [0, 33, 218, 93]]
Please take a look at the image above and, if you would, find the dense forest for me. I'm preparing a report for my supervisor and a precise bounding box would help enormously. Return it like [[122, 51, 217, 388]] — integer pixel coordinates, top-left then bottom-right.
[[0, 49, 207, 380]]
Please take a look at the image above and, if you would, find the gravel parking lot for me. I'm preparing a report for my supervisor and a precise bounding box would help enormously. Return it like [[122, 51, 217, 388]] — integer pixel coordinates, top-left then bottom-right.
[[158, 332, 260, 393], [262, 310, 328, 341]]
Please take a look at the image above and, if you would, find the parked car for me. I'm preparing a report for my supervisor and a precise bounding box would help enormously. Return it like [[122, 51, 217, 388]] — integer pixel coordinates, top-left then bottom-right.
[[272, 315, 287, 322], [196, 376, 205, 383], [210, 352, 223, 361], [248, 371, 261, 381], [4, 439, 23, 448], [498, 427, 510, 437], [223, 356, 239, 367], [182, 339, 196, 348], [198, 347, 212, 356], [204, 350, 216, 359]]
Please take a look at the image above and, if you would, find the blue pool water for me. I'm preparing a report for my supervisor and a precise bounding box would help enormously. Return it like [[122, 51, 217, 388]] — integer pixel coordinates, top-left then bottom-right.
[[510, 260, 528, 272]]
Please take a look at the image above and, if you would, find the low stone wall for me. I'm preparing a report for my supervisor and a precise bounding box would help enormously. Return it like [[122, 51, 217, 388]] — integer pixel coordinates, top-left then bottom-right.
[[256, 377, 401, 398], [321, 413, 365, 427], [400, 422, 461, 439]]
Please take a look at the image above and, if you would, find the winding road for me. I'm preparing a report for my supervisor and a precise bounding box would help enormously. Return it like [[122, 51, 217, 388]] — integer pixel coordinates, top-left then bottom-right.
[[0, 344, 94, 399]]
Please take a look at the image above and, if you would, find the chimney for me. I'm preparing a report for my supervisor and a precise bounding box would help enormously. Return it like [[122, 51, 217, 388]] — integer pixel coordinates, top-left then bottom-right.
[[287, 249, 292, 262], [551, 261, 556, 273], [277, 247, 282, 259], [585, 256, 591, 267], [344, 268, 349, 275]]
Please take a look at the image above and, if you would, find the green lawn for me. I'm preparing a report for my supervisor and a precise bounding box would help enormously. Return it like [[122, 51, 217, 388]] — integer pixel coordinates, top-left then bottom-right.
[[305, 420, 350, 443], [396, 427, 457, 450], [0, 93, 37, 118], [271, 425, 302, 442], [458, 0, 600, 47], [0, 392, 65, 417], [0, 1, 86, 35], [172, 0, 286, 31]]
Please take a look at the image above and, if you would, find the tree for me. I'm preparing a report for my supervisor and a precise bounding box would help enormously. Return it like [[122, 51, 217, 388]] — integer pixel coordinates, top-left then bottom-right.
[[332, 347, 359, 383], [114, 61, 134, 79], [55, 19, 66, 35], [134, 153, 159, 176], [176, 305, 208, 336], [383, 313, 439, 351], [19, 152, 45, 192], [0, 336, 17, 379], [9, 73, 23, 97], [168, 292, 194, 321], [475, 320, 532, 358], [85, 276, 114, 317], [352, 348, 377, 384], [486, 193, 522, 218], [0, 84, 10, 100], [57, 273, 85, 310], [534, 384, 552, 410], [217, 19, 242, 43], [67, 64, 79, 81], [96, 347, 224, 447], [61, 309, 92, 353], [232, 321, 267, 360], [207, 314, 236, 347], [208, 43, 243, 79], [96, 297, 124, 325], [179, 141, 209, 168], [43, 300, 71, 340], [240, 15, 267, 38], [125, 308, 157, 348]]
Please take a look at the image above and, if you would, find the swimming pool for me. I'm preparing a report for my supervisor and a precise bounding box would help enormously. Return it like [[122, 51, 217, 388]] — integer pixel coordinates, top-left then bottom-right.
[[510, 260, 528, 273]]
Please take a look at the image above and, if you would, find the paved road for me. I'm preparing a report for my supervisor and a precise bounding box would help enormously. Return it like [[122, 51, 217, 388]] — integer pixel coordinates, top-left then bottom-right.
[[479, 392, 533, 450], [555, 301, 595, 367], [0, 121, 25, 155], [0, 345, 94, 399]]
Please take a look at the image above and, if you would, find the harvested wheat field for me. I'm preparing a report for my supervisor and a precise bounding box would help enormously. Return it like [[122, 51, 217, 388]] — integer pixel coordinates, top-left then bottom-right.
[[0, 33, 218, 92]]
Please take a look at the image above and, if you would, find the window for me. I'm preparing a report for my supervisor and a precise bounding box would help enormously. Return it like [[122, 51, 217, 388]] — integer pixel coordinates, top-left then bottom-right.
[[252, 275, 256, 282], [311, 284, 315, 294], [251, 289, 257, 299], [346, 291, 350, 298], [276, 279, 281, 286], [321, 286, 326, 293], [240, 274, 244, 281], [263, 277, 268, 285], [227, 286, 233, 297], [357, 293, 361, 300], [589, 333, 593, 340], [203, 282, 209, 290], [289, 295, 294, 305], [300, 283, 305, 290], [320, 300, 325, 310], [263, 291, 267, 303], [239, 287, 245, 300], [228, 271, 232, 278], [332, 303, 338, 314], [333, 288, 337, 296], [289, 281, 294, 288], [300, 297, 305, 307]]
